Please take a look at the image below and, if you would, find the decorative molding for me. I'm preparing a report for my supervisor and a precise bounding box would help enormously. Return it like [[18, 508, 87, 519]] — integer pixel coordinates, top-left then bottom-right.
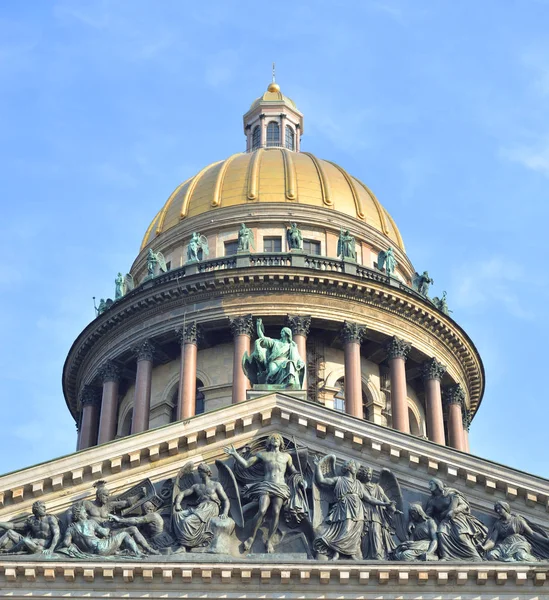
[[386, 336, 411, 360], [229, 314, 254, 337], [286, 315, 311, 337], [340, 321, 365, 344], [98, 361, 120, 384], [422, 357, 446, 382], [135, 339, 155, 362]]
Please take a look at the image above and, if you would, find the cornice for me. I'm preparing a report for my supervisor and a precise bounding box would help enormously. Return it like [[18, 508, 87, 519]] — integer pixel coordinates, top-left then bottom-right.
[[63, 262, 484, 419]]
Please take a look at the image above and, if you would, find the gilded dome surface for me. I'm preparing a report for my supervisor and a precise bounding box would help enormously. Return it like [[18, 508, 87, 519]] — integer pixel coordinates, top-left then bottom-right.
[[249, 88, 297, 110], [141, 147, 404, 250]]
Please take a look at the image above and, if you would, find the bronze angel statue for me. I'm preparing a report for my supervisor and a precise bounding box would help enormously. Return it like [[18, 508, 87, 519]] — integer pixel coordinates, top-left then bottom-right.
[[312, 455, 403, 560], [186, 232, 209, 262], [377, 247, 397, 276], [171, 461, 241, 554], [115, 272, 135, 300], [146, 248, 168, 279]]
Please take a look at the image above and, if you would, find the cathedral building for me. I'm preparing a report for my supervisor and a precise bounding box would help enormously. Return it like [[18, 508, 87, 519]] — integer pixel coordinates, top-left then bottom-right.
[[0, 80, 548, 599]]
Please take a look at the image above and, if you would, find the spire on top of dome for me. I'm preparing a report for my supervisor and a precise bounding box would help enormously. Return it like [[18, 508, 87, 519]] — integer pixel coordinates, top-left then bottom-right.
[[243, 69, 304, 153]]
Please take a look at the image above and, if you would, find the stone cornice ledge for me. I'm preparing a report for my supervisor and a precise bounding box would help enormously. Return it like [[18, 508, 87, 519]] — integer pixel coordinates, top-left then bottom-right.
[[0, 395, 547, 517], [0, 560, 548, 592]]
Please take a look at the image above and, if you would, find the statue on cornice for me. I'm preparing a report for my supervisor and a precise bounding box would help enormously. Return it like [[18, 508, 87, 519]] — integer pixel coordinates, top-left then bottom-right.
[[0, 501, 60, 556], [115, 272, 134, 300], [412, 271, 434, 297], [479, 501, 549, 562], [337, 229, 356, 260], [146, 248, 168, 278], [242, 318, 305, 389], [391, 503, 438, 561], [237, 223, 254, 251], [286, 222, 303, 250], [172, 462, 232, 553], [425, 478, 487, 561], [224, 433, 307, 553], [186, 233, 209, 263], [377, 247, 397, 276], [432, 291, 452, 316]]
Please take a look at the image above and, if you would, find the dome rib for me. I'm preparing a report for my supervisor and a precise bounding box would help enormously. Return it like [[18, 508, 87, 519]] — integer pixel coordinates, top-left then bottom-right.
[[156, 177, 193, 235], [326, 160, 365, 219], [302, 152, 333, 206], [281, 148, 297, 201], [141, 208, 162, 250], [246, 148, 264, 201], [213, 153, 240, 207], [180, 161, 223, 219], [354, 178, 390, 236]]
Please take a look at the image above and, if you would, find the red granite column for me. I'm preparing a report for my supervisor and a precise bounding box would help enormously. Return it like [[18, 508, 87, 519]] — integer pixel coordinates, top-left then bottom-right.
[[177, 323, 198, 419], [422, 358, 446, 445], [77, 386, 100, 450], [131, 340, 155, 434], [386, 337, 411, 434], [463, 412, 471, 452], [341, 322, 366, 418], [444, 384, 466, 451], [230, 315, 253, 404], [97, 361, 120, 445], [286, 315, 311, 393]]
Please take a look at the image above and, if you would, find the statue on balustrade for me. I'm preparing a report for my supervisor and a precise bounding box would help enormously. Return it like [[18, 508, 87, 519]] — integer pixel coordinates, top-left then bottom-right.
[[242, 317, 305, 390], [94, 297, 114, 316], [425, 477, 487, 561], [391, 503, 438, 561], [59, 503, 149, 558], [186, 232, 209, 263], [337, 229, 356, 260], [286, 222, 303, 250], [432, 291, 452, 315], [313, 455, 387, 560], [146, 248, 168, 279], [0, 501, 60, 556], [357, 466, 404, 560], [109, 500, 174, 552], [237, 223, 254, 251], [377, 247, 397, 276], [172, 462, 238, 554], [224, 433, 307, 553], [412, 271, 434, 297], [479, 501, 549, 562], [115, 272, 134, 300]]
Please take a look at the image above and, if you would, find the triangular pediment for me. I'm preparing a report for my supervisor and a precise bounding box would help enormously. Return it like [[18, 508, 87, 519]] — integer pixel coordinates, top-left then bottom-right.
[[1, 394, 549, 593]]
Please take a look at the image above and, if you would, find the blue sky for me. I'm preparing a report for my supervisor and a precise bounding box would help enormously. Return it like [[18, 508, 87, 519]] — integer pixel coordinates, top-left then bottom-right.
[[1, 0, 548, 477]]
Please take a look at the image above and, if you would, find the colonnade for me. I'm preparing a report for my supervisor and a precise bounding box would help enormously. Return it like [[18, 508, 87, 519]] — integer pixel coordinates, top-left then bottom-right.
[[77, 318, 470, 453]]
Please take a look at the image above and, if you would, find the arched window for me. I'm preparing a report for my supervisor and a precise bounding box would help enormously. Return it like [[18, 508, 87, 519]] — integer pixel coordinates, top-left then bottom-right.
[[334, 377, 345, 412], [252, 126, 261, 150], [170, 379, 205, 422], [266, 121, 280, 147], [285, 125, 295, 150], [120, 409, 133, 437]]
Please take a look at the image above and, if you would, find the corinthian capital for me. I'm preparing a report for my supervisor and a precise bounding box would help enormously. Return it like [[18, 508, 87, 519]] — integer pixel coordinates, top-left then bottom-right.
[[176, 322, 199, 345], [286, 315, 311, 337], [229, 314, 254, 337], [462, 409, 472, 430], [98, 360, 120, 384], [386, 336, 411, 360], [422, 357, 446, 382], [134, 339, 155, 361], [443, 383, 466, 407], [340, 321, 366, 344], [80, 385, 99, 407]]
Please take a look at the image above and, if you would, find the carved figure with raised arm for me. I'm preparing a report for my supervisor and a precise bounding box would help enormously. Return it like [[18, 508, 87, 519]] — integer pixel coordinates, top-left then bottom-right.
[[286, 222, 303, 250], [479, 501, 549, 562], [425, 478, 487, 561], [224, 434, 306, 553], [0, 501, 60, 556], [392, 503, 438, 561], [242, 318, 305, 389], [186, 233, 209, 262], [172, 463, 230, 552], [109, 500, 174, 551]]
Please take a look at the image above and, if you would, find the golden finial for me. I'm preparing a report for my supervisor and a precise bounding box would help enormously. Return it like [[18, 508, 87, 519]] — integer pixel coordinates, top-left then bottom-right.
[[267, 62, 280, 92]]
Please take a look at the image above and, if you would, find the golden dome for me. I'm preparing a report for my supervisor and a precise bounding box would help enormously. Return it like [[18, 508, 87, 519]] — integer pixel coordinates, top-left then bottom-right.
[[249, 86, 297, 111], [141, 148, 404, 250]]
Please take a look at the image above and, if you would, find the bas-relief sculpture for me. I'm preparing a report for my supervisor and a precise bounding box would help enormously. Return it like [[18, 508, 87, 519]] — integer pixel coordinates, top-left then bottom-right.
[[1, 438, 549, 564], [242, 318, 305, 390]]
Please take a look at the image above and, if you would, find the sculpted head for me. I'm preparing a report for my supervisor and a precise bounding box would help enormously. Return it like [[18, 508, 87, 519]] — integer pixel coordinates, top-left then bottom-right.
[[266, 433, 284, 451], [280, 327, 292, 343], [143, 501, 156, 514], [197, 463, 212, 481], [494, 501, 511, 517], [357, 466, 373, 482], [428, 478, 444, 495], [94, 480, 110, 504], [342, 459, 358, 476], [71, 503, 87, 522], [408, 503, 428, 523], [32, 501, 46, 517]]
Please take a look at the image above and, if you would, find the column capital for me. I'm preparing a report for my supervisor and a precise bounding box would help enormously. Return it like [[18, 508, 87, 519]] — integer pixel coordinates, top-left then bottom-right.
[[340, 321, 366, 344], [98, 360, 120, 384], [386, 336, 411, 360], [286, 315, 311, 337], [176, 322, 200, 345], [229, 314, 254, 337], [443, 383, 466, 407], [80, 385, 100, 408], [422, 357, 446, 381], [462, 409, 472, 431], [134, 339, 155, 361]]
